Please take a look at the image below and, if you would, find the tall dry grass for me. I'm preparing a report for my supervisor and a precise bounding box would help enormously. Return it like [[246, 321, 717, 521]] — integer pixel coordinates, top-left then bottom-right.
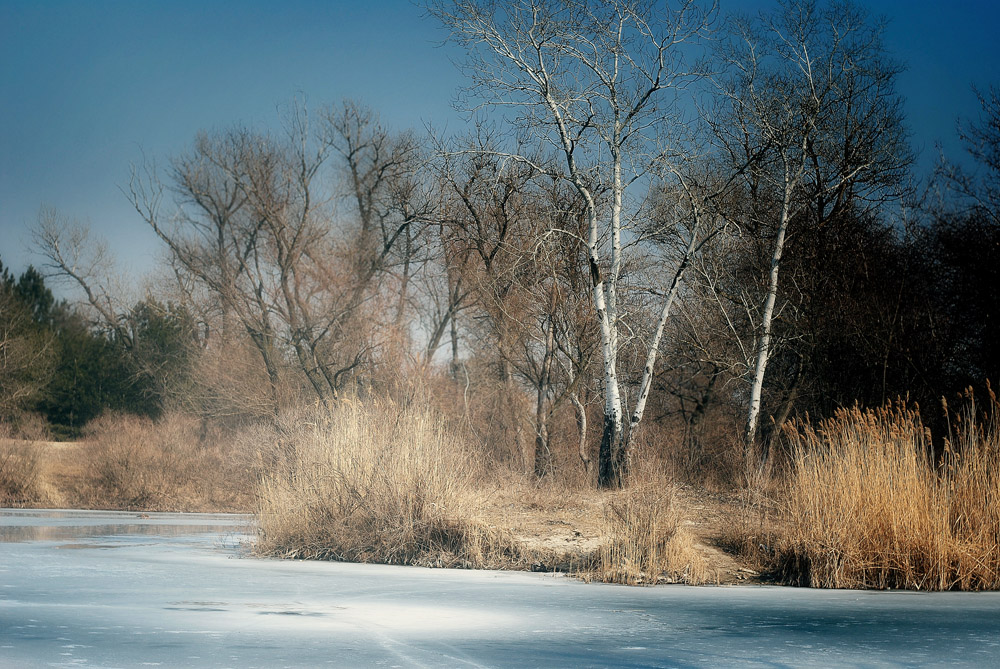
[[0, 416, 55, 506], [779, 394, 1000, 590], [252, 399, 528, 568], [594, 457, 708, 585]]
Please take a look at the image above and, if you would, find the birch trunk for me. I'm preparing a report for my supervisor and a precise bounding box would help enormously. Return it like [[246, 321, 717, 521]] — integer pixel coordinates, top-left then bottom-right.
[[430, 0, 713, 487], [745, 186, 794, 449], [596, 141, 626, 487], [572, 391, 590, 475], [624, 252, 691, 454]]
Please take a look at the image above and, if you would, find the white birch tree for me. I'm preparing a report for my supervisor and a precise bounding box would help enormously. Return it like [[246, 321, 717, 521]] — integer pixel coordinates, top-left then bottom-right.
[[430, 0, 715, 486], [710, 0, 910, 450]]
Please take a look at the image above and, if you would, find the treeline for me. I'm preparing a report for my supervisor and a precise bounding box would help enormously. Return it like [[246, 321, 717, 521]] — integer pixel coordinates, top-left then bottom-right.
[[4, 1, 997, 485], [0, 262, 196, 438]]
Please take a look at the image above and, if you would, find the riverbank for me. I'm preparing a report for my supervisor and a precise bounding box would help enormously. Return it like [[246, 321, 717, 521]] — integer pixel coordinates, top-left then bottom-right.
[[5, 394, 999, 591], [2, 434, 754, 584]]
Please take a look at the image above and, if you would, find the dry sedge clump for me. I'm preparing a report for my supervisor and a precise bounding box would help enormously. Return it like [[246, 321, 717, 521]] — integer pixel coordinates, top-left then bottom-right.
[[253, 399, 528, 568], [780, 395, 1000, 590], [596, 465, 707, 585], [0, 416, 57, 506]]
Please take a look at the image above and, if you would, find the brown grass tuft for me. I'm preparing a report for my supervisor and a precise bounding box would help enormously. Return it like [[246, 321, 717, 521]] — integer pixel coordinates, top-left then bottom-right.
[[252, 399, 529, 568], [0, 435, 46, 506], [81, 412, 253, 511], [594, 460, 708, 585]]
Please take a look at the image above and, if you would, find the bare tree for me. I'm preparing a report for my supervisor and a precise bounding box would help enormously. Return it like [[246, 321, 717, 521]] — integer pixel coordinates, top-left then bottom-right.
[[432, 131, 601, 477], [127, 101, 431, 414], [433, 136, 548, 471], [32, 208, 135, 347], [938, 85, 1000, 223], [129, 128, 290, 414], [710, 0, 911, 450], [431, 0, 716, 486]]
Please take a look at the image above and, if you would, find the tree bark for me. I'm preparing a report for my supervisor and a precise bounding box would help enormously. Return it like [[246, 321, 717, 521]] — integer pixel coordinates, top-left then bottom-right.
[[571, 391, 590, 476], [598, 411, 624, 488]]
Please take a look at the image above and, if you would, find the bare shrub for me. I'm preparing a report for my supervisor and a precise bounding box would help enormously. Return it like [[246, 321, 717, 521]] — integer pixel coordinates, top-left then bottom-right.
[[639, 416, 745, 491], [83, 412, 252, 511], [5, 411, 52, 442], [253, 399, 528, 568], [85, 414, 165, 507], [778, 394, 1000, 590], [0, 426, 46, 506]]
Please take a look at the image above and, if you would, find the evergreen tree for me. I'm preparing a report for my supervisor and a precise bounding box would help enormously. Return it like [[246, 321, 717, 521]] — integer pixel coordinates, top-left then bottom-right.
[[0, 258, 55, 421]]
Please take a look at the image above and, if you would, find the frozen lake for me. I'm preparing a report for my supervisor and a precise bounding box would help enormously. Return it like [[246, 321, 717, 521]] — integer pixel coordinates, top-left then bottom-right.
[[2, 509, 1000, 667]]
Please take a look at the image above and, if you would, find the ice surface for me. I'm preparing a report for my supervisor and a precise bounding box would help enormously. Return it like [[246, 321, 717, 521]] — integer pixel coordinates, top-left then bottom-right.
[[2, 508, 1000, 667]]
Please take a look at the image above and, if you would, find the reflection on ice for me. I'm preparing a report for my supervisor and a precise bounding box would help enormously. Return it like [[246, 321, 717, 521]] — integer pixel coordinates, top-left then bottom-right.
[[0, 508, 250, 543], [0, 522, 245, 543]]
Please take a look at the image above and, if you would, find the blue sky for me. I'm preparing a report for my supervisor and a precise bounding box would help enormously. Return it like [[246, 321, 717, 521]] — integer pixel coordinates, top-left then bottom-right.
[[2, 0, 998, 282]]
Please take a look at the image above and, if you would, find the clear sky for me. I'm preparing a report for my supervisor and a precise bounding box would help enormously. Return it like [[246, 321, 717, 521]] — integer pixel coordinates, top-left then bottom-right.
[[2, 0, 998, 283]]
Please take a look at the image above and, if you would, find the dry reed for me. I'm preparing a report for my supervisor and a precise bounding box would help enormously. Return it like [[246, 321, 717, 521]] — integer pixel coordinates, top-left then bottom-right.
[[779, 393, 1000, 590]]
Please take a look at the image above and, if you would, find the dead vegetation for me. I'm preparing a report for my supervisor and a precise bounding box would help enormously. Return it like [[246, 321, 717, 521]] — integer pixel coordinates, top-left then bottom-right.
[[81, 413, 254, 511], [0, 400, 731, 584], [1, 412, 254, 512], [250, 400, 726, 583], [0, 436, 47, 506], [252, 399, 530, 568], [771, 393, 1000, 590], [595, 480, 708, 585], [5, 391, 1000, 591]]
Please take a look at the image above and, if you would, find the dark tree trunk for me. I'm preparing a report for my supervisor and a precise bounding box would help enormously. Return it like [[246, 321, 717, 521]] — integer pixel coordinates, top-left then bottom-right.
[[598, 412, 624, 488], [248, 329, 281, 418]]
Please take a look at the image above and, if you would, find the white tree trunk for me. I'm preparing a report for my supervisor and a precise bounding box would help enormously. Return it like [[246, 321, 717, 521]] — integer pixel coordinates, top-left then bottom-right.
[[626, 248, 693, 452], [745, 189, 793, 448]]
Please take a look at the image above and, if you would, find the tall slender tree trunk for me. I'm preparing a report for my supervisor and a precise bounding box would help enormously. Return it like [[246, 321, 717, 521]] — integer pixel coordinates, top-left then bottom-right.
[[572, 391, 590, 476], [746, 190, 794, 450], [623, 235, 695, 456], [597, 145, 626, 488], [594, 259, 624, 488], [533, 302, 556, 478]]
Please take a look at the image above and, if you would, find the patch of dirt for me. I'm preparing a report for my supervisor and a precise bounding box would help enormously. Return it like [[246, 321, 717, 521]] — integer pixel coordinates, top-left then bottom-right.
[[493, 494, 605, 571], [674, 485, 761, 584], [478, 482, 759, 584]]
